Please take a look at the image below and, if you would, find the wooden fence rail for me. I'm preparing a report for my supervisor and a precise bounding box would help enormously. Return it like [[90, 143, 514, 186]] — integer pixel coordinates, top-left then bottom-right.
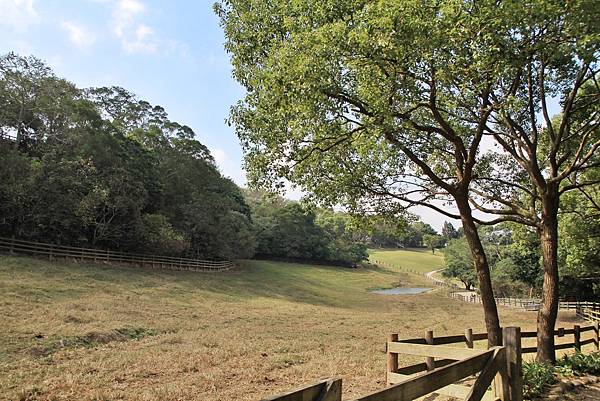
[[450, 292, 600, 314], [0, 236, 235, 272], [579, 307, 600, 323], [370, 259, 461, 290], [264, 329, 520, 401], [265, 322, 600, 401], [389, 323, 599, 359]]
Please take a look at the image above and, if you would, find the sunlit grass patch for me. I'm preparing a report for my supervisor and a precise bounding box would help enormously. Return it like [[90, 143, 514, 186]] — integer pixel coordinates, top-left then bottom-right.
[[0, 254, 581, 401]]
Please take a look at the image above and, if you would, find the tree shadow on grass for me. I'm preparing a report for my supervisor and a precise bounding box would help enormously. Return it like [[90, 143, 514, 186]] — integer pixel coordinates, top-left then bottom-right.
[[0, 256, 413, 310]]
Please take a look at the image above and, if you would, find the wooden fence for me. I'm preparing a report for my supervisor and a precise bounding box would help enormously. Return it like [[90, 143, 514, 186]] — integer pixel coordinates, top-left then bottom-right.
[[263, 329, 519, 401], [386, 322, 599, 374], [261, 378, 342, 401], [370, 259, 460, 290], [450, 293, 541, 310], [450, 292, 600, 314], [264, 322, 600, 401], [0, 237, 235, 272], [579, 306, 600, 323]]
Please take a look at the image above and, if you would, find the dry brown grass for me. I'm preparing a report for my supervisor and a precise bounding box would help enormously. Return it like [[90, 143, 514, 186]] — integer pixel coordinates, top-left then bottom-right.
[[0, 254, 584, 401]]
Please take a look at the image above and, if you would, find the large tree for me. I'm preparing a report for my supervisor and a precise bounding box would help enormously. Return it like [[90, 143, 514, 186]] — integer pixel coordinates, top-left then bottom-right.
[[217, 0, 599, 355], [464, 2, 599, 362], [217, 0, 512, 345]]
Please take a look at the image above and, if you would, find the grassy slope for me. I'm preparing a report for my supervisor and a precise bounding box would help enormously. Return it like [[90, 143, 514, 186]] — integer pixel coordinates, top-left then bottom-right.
[[368, 248, 444, 273], [0, 254, 581, 401]]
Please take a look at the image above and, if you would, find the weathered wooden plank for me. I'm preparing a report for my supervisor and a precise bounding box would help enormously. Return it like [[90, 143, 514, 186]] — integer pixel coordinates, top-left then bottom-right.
[[425, 331, 434, 371], [351, 350, 493, 401], [433, 335, 467, 345], [399, 334, 473, 346], [261, 378, 342, 401], [387, 371, 499, 401], [397, 338, 427, 345], [387, 334, 398, 376], [394, 359, 454, 376], [387, 342, 484, 360], [466, 348, 503, 401], [388, 372, 469, 397], [503, 327, 523, 401], [581, 338, 595, 346]]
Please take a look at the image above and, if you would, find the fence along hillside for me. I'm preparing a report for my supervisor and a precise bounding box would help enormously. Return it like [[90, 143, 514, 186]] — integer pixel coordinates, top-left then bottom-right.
[[451, 292, 600, 313], [0, 237, 235, 272]]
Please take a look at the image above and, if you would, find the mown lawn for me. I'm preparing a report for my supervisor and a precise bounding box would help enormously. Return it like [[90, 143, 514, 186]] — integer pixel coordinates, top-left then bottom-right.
[[0, 254, 583, 401], [368, 247, 445, 273]]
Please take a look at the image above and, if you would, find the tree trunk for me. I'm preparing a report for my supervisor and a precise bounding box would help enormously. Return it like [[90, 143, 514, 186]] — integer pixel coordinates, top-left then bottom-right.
[[455, 195, 502, 347], [536, 190, 560, 364]]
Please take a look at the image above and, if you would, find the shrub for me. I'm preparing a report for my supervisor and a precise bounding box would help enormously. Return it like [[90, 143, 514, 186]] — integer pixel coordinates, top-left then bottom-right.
[[556, 351, 600, 376], [522, 361, 556, 399]]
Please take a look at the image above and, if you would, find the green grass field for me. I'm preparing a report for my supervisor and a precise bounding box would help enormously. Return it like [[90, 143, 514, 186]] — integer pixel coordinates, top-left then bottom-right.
[[0, 252, 582, 401], [368, 248, 445, 273]]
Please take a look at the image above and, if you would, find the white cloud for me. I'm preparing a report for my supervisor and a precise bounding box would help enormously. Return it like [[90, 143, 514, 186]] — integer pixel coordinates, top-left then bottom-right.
[[0, 0, 39, 32], [210, 148, 247, 185], [111, 0, 156, 53], [121, 23, 156, 53], [61, 21, 95, 48], [212, 148, 228, 166], [111, 0, 144, 38], [89, 0, 189, 56]]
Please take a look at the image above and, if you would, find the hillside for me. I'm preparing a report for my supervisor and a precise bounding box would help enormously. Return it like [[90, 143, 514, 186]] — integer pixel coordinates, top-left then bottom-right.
[[368, 247, 444, 273], [0, 253, 575, 401]]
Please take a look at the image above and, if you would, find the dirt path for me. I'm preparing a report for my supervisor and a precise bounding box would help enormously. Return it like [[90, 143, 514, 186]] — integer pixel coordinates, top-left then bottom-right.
[[546, 381, 600, 400]]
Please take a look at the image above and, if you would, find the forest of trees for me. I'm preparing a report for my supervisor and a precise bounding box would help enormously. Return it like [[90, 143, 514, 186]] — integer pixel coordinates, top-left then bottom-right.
[[0, 52, 417, 266], [0, 53, 256, 261]]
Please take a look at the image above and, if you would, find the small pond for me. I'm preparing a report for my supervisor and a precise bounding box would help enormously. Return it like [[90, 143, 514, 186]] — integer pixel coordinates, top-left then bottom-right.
[[370, 287, 432, 295]]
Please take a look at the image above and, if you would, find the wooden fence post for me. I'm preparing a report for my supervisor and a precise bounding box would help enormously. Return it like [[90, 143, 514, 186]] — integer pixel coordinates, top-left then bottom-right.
[[503, 326, 522, 401], [387, 333, 398, 384], [426, 330, 434, 371], [9, 236, 15, 255], [595, 322, 599, 351], [574, 325, 581, 352], [465, 328, 473, 349], [261, 378, 341, 401]]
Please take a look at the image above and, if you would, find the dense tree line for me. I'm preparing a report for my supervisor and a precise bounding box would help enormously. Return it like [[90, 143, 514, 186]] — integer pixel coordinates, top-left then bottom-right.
[[245, 190, 368, 266], [0, 53, 373, 265], [444, 218, 600, 301], [364, 218, 447, 249], [0, 53, 256, 260]]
